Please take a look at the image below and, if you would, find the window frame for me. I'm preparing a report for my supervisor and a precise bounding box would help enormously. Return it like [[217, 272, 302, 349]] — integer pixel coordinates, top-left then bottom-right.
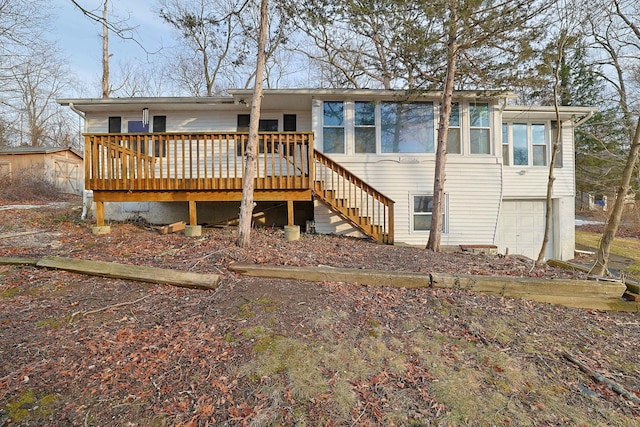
[[410, 193, 447, 233], [446, 102, 462, 155], [469, 102, 491, 155], [322, 101, 346, 154], [502, 121, 550, 167]]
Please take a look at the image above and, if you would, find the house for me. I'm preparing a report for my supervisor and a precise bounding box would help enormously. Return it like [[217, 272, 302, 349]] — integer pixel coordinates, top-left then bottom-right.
[[58, 89, 595, 260], [0, 146, 84, 194]]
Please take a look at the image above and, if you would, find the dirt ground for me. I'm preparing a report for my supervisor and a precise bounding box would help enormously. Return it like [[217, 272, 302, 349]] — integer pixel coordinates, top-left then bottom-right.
[[1, 197, 639, 426]]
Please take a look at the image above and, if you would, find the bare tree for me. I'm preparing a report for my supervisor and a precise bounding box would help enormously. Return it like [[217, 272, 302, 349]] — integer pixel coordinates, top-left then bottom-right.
[[237, 0, 268, 247], [3, 44, 73, 146], [588, 0, 640, 276], [158, 0, 249, 96]]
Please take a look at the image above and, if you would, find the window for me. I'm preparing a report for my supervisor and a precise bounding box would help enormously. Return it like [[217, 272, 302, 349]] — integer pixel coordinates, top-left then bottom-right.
[[283, 114, 297, 132], [469, 102, 490, 154], [501, 123, 509, 166], [381, 102, 434, 153], [412, 194, 447, 232], [152, 116, 167, 157], [237, 114, 279, 132], [552, 121, 562, 168], [108, 117, 121, 133], [413, 195, 433, 231], [236, 115, 279, 155], [513, 123, 528, 165], [503, 122, 549, 167], [446, 103, 461, 154], [531, 123, 546, 166], [323, 101, 345, 153], [354, 101, 376, 153]]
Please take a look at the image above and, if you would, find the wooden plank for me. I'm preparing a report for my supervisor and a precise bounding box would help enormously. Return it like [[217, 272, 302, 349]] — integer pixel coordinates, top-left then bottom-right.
[[37, 256, 218, 290], [156, 221, 186, 235], [228, 263, 633, 311], [0, 257, 39, 266]]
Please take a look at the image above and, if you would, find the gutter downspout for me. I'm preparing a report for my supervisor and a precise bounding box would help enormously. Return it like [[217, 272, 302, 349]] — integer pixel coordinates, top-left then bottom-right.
[[574, 110, 594, 127], [68, 103, 90, 220]]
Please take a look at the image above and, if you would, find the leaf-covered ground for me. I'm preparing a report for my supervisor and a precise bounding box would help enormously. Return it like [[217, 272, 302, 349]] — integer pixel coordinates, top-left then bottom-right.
[[1, 198, 639, 426]]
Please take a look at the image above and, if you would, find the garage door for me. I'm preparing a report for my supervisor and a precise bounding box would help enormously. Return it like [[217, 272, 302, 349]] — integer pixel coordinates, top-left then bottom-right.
[[498, 200, 551, 260]]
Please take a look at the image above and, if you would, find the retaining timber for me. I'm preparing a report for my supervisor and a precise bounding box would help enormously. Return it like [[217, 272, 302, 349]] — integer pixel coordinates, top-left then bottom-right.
[[228, 263, 638, 312]]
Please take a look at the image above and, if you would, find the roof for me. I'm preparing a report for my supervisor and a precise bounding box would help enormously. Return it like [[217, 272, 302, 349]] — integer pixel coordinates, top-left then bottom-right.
[[502, 105, 597, 123], [58, 88, 519, 114], [0, 146, 83, 158]]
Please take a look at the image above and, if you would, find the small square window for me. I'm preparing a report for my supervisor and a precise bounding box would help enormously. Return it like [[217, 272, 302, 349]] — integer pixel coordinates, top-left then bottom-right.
[[413, 195, 433, 231]]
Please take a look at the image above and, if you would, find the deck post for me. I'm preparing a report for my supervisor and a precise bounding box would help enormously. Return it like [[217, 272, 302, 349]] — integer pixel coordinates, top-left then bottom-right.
[[188, 201, 197, 226], [91, 201, 111, 235], [287, 200, 294, 226], [96, 201, 105, 226]]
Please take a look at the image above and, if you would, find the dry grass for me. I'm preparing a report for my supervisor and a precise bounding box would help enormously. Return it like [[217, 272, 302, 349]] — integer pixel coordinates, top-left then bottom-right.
[[575, 230, 640, 274]]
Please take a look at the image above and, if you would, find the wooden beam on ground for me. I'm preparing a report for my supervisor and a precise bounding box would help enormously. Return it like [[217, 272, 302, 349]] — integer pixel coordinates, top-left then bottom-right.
[[228, 263, 637, 312], [36, 256, 218, 290], [0, 257, 39, 266], [157, 221, 186, 235], [547, 259, 640, 295]]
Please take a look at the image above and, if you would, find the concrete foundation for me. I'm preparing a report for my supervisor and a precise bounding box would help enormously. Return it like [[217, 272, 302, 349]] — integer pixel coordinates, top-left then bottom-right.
[[284, 225, 300, 241], [185, 225, 202, 237], [91, 225, 111, 235]]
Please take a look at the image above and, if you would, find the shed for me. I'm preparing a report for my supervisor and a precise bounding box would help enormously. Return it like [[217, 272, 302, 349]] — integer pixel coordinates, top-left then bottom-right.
[[0, 146, 84, 194]]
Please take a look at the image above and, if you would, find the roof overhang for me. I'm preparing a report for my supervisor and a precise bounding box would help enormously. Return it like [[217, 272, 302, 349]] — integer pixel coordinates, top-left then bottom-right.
[[502, 105, 597, 124], [58, 88, 519, 114]]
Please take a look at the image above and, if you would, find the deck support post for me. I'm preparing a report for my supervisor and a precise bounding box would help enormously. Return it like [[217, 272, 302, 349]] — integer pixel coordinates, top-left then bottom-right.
[[95, 201, 105, 226], [287, 200, 294, 226], [189, 201, 197, 226], [91, 201, 111, 235]]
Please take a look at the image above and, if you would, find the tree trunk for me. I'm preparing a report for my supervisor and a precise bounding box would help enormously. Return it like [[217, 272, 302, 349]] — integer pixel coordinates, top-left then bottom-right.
[[537, 40, 566, 264], [101, 0, 109, 99], [236, 0, 268, 248], [426, 6, 457, 252], [590, 116, 640, 276]]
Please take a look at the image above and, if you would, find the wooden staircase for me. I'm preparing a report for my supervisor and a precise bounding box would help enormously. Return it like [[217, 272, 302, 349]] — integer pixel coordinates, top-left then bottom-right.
[[313, 150, 394, 244]]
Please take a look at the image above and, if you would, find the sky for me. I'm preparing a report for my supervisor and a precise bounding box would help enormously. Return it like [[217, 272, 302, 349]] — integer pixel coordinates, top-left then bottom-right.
[[51, 0, 169, 97]]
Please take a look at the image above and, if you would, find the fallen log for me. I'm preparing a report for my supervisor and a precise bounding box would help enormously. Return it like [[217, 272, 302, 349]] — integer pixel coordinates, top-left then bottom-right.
[[34, 256, 219, 290], [228, 263, 637, 312], [562, 350, 640, 405]]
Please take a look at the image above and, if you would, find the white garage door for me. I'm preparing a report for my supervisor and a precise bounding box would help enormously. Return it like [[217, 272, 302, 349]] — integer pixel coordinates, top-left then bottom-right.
[[498, 200, 551, 260]]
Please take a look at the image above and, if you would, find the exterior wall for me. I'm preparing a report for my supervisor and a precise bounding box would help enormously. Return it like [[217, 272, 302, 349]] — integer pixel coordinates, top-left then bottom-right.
[[73, 93, 585, 261], [317, 157, 503, 247], [86, 109, 313, 133], [501, 119, 575, 198]]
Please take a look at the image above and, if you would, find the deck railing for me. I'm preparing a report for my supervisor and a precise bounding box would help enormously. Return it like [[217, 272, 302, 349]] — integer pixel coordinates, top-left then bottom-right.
[[84, 132, 314, 192], [313, 150, 394, 243]]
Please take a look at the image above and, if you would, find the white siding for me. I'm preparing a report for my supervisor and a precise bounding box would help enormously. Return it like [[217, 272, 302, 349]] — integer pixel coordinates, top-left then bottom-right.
[[86, 109, 312, 134], [314, 156, 503, 247], [502, 120, 575, 198]]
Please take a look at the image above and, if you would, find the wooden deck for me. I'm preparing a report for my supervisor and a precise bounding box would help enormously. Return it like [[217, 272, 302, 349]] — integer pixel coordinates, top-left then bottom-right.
[[85, 132, 394, 243]]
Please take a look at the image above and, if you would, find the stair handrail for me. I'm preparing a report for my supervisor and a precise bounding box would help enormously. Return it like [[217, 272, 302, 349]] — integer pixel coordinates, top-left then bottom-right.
[[313, 149, 394, 243]]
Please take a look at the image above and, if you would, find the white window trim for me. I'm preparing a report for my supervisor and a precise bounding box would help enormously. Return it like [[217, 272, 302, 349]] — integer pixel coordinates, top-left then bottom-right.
[[410, 193, 448, 234], [469, 101, 492, 155], [502, 121, 550, 167]]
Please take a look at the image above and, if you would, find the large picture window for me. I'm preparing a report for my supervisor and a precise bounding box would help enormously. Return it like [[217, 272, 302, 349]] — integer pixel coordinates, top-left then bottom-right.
[[381, 102, 434, 153], [323, 101, 345, 153]]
